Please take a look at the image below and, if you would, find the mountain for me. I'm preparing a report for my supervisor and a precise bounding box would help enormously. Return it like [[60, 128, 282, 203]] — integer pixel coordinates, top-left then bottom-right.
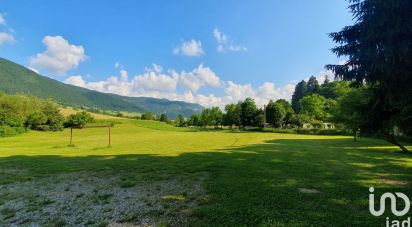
[[0, 58, 203, 117]]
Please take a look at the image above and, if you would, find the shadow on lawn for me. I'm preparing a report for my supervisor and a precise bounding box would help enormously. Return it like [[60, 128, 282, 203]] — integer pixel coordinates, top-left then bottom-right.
[[0, 138, 411, 226]]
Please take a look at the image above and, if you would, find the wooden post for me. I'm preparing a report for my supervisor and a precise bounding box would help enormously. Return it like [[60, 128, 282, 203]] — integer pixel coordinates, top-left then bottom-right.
[[70, 127, 73, 145], [108, 125, 111, 147]]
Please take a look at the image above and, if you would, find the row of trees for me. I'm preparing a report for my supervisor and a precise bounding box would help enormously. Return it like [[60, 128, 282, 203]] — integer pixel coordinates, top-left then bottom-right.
[[0, 93, 95, 137]]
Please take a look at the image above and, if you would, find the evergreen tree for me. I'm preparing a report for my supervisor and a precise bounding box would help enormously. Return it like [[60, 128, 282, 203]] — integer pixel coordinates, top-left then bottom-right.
[[306, 76, 320, 94], [291, 80, 307, 113], [326, 0, 412, 152]]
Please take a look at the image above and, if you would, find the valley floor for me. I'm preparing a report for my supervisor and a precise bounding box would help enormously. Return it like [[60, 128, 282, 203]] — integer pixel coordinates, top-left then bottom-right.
[[0, 119, 411, 226]]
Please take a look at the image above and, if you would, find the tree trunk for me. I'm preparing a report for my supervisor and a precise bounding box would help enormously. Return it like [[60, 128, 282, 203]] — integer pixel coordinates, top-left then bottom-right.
[[386, 133, 410, 153]]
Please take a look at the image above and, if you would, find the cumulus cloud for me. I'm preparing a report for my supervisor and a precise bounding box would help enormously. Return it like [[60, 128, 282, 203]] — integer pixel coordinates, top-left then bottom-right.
[[0, 14, 5, 26], [213, 28, 246, 53], [305, 70, 335, 85], [173, 39, 204, 56], [30, 36, 86, 75], [64, 63, 296, 108], [0, 14, 15, 46], [64, 75, 86, 87], [0, 33, 14, 45], [179, 64, 222, 92]]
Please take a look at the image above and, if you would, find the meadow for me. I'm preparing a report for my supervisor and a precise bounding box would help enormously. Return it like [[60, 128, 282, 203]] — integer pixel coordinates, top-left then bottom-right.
[[0, 117, 411, 226]]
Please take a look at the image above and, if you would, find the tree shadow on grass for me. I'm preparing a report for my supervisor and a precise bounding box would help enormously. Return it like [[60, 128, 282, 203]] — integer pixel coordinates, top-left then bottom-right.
[[0, 138, 411, 226]]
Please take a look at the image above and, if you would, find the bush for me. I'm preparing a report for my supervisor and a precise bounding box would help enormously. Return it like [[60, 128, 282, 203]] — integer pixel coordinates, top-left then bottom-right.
[[64, 111, 95, 128]]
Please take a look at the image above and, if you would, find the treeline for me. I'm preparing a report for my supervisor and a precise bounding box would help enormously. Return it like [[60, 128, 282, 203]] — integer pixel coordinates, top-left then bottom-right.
[[0, 93, 95, 137], [172, 76, 353, 130]]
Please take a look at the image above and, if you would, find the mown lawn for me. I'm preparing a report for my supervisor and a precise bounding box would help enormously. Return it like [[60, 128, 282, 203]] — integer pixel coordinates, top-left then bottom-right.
[[0, 119, 411, 226]]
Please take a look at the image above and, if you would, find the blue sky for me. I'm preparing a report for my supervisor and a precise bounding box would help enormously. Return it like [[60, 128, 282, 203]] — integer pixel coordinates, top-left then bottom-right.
[[0, 0, 352, 107]]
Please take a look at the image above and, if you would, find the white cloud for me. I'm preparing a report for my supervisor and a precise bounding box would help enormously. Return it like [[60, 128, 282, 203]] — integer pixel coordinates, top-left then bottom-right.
[[114, 62, 120, 69], [0, 14, 5, 26], [224, 81, 295, 107], [179, 64, 222, 92], [0, 14, 15, 46], [305, 70, 335, 85], [64, 63, 296, 109], [30, 36, 86, 75], [173, 39, 204, 56], [28, 67, 39, 74], [0, 32, 15, 45], [213, 28, 247, 53], [64, 75, 86, 87]]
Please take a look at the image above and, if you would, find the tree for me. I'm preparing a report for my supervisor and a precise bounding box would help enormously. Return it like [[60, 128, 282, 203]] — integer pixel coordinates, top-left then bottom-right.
[[188, 114, 201, 127], [306, 76, 320, 94], [240, 98, 259, 127], [175, 114, 186, 127], [210, 107, 223, 127], [266, 100, 287, 128], [326, 0, 412, 152], [26, 112, 47, 130], [64, 111, 95, 128], [333, 87, 370, 140], [291, 80, 307, 113], [141, 112, 155, 120], [299, 94, 326, 120], [223, 103, 241, 127], [159, 113, 168, 122], [39, 99, 64, 131]]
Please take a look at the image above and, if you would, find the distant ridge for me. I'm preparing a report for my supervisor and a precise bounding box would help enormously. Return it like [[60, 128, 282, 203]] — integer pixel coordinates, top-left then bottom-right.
[[0, 57, 203, 117]]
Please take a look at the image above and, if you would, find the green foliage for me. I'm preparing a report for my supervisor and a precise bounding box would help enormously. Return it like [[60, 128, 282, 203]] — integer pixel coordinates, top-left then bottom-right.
[[199, 107, 223, 127], [326, 0, 412, 151], [333, 87, 371, 137], [266, 100, 286, 128], [159, 113, 168, 122], [0, 58, 202, 118], [174, 114, 186, 127], [240, 98, 261, 127], [187, 114, 201, 127], [64, 111, 95, 128], [141, 112, 155, 120], [0, 93, 64, 136], [306, 76, 320, 94], [299, 94, 326, 120], [223, 103, 241, 127], [291, 80, 307, 113]]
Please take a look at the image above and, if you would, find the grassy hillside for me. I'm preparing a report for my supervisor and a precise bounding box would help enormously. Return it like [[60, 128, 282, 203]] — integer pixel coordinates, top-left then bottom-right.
[[0, 58, 202, 117], [0, 119, 411, 226]]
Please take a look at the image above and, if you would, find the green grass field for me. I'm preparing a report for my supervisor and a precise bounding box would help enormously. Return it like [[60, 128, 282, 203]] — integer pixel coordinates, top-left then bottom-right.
[[0, 119, 411, 226]]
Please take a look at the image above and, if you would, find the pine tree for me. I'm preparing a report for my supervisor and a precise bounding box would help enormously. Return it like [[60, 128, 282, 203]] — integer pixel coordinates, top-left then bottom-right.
[[291, 80, 307, 113], [326, 0, 412, 152]]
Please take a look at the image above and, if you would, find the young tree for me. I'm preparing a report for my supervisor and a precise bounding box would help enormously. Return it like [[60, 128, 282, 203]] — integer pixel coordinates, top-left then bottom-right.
[[291, 80, 307, 113], [326, 0, 412, 152], [175, 114, 186, 127], [188, 114, 201, 127], [64, 111, 95, 128], [141, 112, 155, 120], [306, 76, 320, 95], [240, 98, 259, 127], [223, 103, 241, 127], [159, 113, 168, 122], [266, 100, 287, 128], [40, 99, 64, 131], [210, 107, 223, 127], [299, 94, 326, 120], [333, 87, 370, 141]]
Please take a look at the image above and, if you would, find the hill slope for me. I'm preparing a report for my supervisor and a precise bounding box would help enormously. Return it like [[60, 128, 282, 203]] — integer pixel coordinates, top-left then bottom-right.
[[0, 58, 203, 117]]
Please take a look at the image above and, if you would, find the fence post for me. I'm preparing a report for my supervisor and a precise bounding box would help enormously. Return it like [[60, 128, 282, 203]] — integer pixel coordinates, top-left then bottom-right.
[[70, 127, 73, 145], [108, 125, 111, 147]]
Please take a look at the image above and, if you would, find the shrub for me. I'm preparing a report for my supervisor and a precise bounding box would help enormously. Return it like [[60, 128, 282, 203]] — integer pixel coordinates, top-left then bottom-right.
[[64, 111, 95, 128]]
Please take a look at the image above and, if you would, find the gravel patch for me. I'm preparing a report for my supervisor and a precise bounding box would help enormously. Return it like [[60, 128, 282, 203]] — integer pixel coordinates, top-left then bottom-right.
[[0, 171, 207, 226]]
